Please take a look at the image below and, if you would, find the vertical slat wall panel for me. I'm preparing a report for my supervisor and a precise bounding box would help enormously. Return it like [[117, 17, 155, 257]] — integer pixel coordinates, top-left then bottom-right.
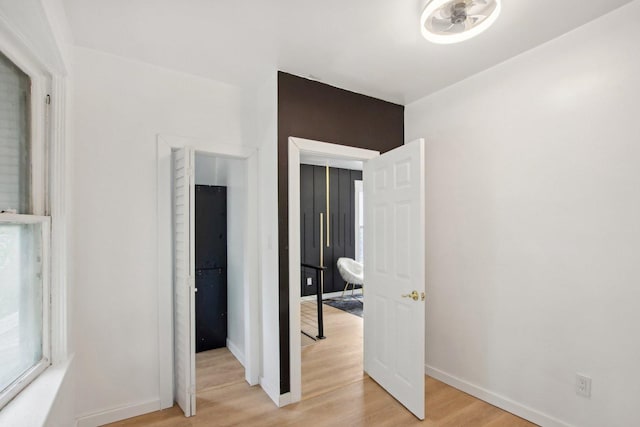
[[327, 167, 339, 292], [300, 165, 317, 296], [300, 165, 362, 297]]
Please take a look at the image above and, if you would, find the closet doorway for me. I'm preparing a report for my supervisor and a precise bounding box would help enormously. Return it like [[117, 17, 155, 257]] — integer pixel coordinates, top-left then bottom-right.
[[192, 154, 247, 396], [156, 136, 260, 418]]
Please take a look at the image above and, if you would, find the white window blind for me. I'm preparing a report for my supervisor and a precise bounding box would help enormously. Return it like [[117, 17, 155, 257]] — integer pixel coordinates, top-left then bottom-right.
[[0, 51, 30, 214]]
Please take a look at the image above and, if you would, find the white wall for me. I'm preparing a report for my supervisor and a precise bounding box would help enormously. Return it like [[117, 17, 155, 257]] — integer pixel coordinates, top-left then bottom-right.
[[242, 73, 281, 402], [194, 154, 247, 363], [405, 2, 640, 426], [71, 46, 247, 422]]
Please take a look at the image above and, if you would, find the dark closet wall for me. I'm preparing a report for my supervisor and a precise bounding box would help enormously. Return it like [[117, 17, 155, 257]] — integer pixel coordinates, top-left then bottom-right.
[[278, 71, 404, 393], [300, 165, 362, 297]]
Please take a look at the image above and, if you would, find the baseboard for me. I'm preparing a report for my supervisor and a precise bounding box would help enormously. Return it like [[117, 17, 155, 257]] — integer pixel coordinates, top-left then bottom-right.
[[259, 376, 280, 406], [278, 392, 292, 407], [226, 338, 245, 367], [75, 399, 161, 427], [425, 365, 571, 427]]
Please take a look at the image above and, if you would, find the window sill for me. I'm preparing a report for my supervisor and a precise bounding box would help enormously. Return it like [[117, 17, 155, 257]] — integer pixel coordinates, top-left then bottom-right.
[[0, 356, 73, 427]]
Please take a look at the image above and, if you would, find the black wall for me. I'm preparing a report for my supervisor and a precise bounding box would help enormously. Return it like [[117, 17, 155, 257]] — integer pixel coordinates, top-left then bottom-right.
[[278, 71, 404, 393], [301, 165, 362, 297]]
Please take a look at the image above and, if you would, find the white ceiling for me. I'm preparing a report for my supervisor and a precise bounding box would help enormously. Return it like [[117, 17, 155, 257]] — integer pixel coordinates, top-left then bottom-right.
[[62, 0, 633, 104]]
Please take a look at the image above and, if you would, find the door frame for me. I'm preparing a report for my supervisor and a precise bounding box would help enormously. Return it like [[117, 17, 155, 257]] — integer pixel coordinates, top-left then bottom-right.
[[157, 134, 261, 409], [287, 136, 379, 403]]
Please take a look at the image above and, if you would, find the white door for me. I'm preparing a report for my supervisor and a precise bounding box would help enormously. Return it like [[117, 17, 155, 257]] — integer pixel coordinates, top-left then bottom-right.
[[363, 139, 426, 419], [173, 147, 196, 417]]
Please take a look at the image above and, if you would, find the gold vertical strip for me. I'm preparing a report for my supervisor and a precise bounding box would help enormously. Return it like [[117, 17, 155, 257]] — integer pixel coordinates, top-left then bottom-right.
[[320, 213, 324, 267], [320, 213, 324, 294], [326, 165, 330, 247]]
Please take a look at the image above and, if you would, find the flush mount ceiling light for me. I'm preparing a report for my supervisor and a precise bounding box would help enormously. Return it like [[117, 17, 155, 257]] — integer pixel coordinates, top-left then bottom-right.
[[420, 0, 501, 44]]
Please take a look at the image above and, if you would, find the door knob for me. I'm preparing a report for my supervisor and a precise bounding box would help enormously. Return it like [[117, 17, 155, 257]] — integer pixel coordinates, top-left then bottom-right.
[[401, 290, 419, 301]]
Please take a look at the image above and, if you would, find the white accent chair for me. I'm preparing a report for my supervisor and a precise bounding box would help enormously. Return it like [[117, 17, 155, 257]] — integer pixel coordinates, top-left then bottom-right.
[[336, 257, 364, 298]]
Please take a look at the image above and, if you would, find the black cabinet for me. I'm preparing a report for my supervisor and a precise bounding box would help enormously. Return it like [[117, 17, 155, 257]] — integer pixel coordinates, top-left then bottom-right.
[[300, 165, 361, 296], [195, 185, 227, 353]]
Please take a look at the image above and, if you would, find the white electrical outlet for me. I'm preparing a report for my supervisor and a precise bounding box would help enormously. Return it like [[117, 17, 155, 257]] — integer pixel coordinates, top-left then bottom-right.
[[576, 374, 592, 398], [306, 277, 312, 286]]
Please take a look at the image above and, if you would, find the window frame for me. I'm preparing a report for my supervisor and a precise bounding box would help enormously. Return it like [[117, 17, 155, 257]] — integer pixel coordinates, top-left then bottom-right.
[[0, 19, 67, 411], [0, 214, 51, 409]]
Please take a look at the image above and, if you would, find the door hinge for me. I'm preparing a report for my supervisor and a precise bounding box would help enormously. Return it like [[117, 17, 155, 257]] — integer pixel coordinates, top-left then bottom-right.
[[45, 94, 51, 105], [187, 167, 194, 178]]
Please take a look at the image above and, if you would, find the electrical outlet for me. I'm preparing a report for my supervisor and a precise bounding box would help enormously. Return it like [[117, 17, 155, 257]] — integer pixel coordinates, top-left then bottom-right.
[[576, 374, 592, 398], [306, 277, 313, 286]]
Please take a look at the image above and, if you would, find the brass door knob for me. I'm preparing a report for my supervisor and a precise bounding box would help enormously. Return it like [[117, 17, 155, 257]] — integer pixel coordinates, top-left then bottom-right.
[[401, 290, 419, 301]]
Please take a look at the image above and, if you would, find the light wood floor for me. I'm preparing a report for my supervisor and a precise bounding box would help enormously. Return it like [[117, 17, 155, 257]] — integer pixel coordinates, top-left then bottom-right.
[[301, 300, 365, 399], [108, 303, 536, 427], [195, 347, 245, 392]]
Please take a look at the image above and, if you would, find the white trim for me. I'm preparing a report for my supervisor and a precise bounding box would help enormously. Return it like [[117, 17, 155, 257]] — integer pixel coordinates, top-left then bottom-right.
[[278, 392, 292, 407], [76, 399, 161, 427], [156, 135, 261, 409], [0, 356, 73, 427], [0, 213, 50, 223], [259, 376, 280, 406], [287, 136, 379, 405], [48, 75, 70, 364], [425, 365, 572, 427]]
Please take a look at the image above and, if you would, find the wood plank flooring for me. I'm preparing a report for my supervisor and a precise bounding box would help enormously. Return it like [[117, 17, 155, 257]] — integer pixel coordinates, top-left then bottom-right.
[[107, 302, 536, 427], [195, 347, 245, 392], [301, 300, 365, 399]]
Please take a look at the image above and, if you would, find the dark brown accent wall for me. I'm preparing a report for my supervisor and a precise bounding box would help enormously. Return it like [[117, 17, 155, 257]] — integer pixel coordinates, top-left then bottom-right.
[[277, 71, 404, 393]]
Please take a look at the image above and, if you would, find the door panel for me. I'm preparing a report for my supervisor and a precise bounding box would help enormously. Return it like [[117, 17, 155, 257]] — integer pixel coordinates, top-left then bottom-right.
[[195, 268, 227, 352], [363, 139, 426, 420], [173, 147, 196, 417], [195, 186, 227, 270]]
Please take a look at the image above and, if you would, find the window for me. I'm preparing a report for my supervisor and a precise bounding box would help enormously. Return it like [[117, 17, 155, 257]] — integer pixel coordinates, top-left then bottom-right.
[[0, 50, 50, 409]]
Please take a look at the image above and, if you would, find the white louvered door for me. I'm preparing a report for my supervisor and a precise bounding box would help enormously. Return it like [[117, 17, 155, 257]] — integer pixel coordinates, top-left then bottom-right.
[[173, 147, 196, 417], [363, 139, 426, 419]]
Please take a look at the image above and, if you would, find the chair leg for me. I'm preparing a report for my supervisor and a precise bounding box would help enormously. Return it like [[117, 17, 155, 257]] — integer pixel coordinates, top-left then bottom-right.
[[342, 282, 350, 298], [351, 283, 355, 296]]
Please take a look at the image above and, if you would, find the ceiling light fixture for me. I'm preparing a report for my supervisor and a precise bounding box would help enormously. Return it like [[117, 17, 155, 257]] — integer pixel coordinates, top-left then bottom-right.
[[420, 0, 501, 44]]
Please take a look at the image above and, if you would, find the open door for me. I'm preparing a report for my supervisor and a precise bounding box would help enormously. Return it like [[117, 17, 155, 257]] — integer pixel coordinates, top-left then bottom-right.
[[173, 147, 196, 417], [363, 139, 426, 419]]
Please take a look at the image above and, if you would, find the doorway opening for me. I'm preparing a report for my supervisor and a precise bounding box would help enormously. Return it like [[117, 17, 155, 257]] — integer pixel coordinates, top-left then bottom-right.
[[298, 156, 366, 399], [287, 137, 379, 403], [192, 153, 247, 394], [288, 137, 427, 420]]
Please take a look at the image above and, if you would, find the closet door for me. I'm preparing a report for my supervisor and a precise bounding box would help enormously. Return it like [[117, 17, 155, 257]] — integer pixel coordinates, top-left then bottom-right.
[[173, 147, 196, 417]]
